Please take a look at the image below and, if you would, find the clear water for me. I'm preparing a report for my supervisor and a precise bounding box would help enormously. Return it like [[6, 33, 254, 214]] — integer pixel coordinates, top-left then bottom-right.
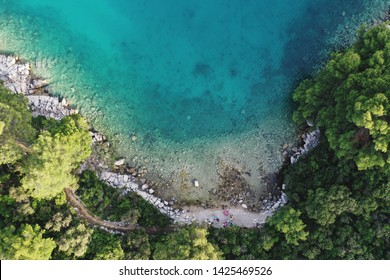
[[0, 0, 388, 203]]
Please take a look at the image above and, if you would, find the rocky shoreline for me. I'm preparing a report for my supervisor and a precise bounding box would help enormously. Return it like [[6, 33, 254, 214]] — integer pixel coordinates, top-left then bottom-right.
[[0, 54, 78, 119], [1, 53, 319, 228]]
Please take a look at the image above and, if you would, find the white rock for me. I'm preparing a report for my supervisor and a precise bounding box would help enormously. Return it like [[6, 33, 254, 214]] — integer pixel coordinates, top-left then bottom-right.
[[61, 98, 68, 106], [141, 184, 148, 191], [114, 158, 125, 166], [241, 203, 248, 209], [193, 179, 199, 187], [306, 119, 314, 127], [148, 188, 155, 194], [281, 192, 288, 204], [272, 201, 281, 210]]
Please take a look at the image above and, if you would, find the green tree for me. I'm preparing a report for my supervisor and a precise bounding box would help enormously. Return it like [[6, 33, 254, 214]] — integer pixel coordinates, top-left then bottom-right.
[[293, 23, 390, 172], [306, 185, 358, 226], [45, 212, 72, 232], [0, 86, 35, 164], [153, 227, 222, 260], [0, 224, 56, 260], [57, 223, 93, 258], [21, 115, 91, 199], [267, 207, 309, 246], [122, 229, 151, 260], [85, 229, 124, 260]]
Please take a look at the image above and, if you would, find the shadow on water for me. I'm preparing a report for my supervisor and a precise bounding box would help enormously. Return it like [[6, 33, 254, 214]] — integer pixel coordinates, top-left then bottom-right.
[[280, 0, 366, 81]]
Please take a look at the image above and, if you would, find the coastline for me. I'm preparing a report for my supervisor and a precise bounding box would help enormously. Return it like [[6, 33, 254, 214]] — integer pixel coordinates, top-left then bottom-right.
[[1, 52, 312, 228], [1, 1, 387, 216]]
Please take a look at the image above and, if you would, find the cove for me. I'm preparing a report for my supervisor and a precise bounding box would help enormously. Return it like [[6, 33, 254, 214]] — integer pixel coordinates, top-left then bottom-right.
[[0, 0, 388, 204]]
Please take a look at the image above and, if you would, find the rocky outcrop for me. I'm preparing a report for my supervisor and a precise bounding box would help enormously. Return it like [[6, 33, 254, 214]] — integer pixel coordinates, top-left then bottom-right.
[[1, 54, 76, 120], [27, 95, 77, 120], [0, 54, 30, 94], [275, 128, 321, 212], [290, 128, 320, 164]]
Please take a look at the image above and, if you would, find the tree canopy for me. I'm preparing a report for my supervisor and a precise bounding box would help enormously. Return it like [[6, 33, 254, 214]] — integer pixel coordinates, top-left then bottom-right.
[[21, 115, 91, 199], [267, 206, 309, 246], [0, 86, 35, 164], [153, 227, 222, 260], [0, 224, 56, 260], [293, 23, 390, 172]]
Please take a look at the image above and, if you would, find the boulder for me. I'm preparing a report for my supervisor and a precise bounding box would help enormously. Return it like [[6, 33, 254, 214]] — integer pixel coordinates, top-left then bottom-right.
[[114, 158, 125, 166], [193, 179, 199, 187], [281, 192, 288, 204]]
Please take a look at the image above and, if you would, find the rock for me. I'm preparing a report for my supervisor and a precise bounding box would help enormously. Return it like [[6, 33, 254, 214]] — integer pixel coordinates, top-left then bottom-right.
[[141, 184, 149, 191], [114, 158, 125, 166], [281, 192, 288, 204], [61, 98, 67, 106], [26, 95, 74, 120], [127, 182, 138, 190], [130, 134, 138, 142], [193, 179, 199, 187], [291, 129, 320, 164], [91, 132, 104, 143], [282, 184, 286, 190], [306, 119, 314, 127], [272, 201, 281, 210], [0, 54, 31, 94], [148, 188, 155, 194], [241, 203, 248, 209], [128, 167, 137, 175]]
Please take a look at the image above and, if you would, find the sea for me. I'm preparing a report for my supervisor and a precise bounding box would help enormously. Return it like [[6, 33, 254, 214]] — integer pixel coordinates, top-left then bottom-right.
[[0, 0, 388, 204]]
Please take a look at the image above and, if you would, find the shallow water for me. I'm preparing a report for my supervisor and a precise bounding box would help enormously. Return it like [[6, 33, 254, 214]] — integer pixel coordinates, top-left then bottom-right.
[[0, 0, 388, 203]]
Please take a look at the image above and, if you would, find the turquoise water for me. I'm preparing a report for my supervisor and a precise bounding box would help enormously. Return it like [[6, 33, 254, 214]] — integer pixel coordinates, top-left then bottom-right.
[[0, 0, 389, 202]]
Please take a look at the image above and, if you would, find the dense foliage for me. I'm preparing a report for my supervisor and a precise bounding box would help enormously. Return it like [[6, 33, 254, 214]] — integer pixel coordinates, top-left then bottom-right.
[[280, 141, 389, 259], [0, 86, 167, 260], [153, 226, 222, 260], [0, 224, 56, 260], [209, 24, 389, 260], [77, 170, 172, 228], [0, 87, 35, 164], [293, 24, 390, 172], [21, 115, 92, 199]]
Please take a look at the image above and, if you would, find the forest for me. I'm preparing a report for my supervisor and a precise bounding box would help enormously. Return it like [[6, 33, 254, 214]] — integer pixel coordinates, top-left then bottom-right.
[[0, 23, 389, 260]]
